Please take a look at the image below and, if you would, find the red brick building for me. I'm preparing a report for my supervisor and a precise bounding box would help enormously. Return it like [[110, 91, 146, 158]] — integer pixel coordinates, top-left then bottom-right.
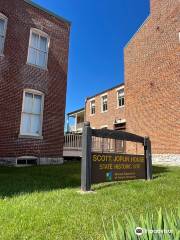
[[68, 0, 179, 164], [67, 84, 125, 133], [0, 0, 71, 165], [124, 0, 180, 162], [85, 84, 125, 130]]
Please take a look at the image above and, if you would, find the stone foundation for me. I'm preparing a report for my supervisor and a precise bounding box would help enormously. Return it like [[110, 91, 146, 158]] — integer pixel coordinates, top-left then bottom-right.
[[0, 158, 16, 166], [0, 157, 64, 166], [152, 154, 180, 166], [39, 157, 64, 165]]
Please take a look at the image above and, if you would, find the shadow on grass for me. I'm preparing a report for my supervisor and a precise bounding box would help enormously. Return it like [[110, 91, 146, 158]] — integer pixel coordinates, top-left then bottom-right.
[[0, 162, 81, 198], [92, 180, 128, 191], [153, 165, 170, 174], [0, 164, 170, 198], [153, 165, 171, 179]]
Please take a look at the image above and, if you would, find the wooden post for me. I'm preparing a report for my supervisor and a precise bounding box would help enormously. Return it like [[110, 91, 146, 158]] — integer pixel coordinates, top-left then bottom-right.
[[144, 137, 153, 180], [81, 122, 92, 191]]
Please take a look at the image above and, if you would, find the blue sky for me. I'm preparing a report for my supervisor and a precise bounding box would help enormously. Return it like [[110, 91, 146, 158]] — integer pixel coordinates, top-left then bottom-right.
[[33, 0, 150, 114]]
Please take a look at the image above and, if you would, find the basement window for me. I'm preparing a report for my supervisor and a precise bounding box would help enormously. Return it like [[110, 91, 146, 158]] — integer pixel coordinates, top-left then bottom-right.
[[16, 157, 38, 166]]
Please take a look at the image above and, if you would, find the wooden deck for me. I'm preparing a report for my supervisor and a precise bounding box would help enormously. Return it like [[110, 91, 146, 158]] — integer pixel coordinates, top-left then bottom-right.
[[63, 134, 82, 157], [63, 148, 82, 157]]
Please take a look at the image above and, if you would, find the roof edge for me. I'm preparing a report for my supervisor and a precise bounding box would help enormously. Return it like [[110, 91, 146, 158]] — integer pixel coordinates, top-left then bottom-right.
[[67, 108, 85, 116], [24, 0, 71, 25], [86, 83, 124, 100], [124, 14, 150, 49]]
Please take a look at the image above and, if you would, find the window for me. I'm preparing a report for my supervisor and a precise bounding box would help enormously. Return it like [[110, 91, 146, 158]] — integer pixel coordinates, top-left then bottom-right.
[[0, 13, 8, 55], [20, 90, 44, 137], [117, 88, 125, 107], [114, 122, 126, 131], [101, 95, 108, 112], [90, 100, 95, 115], [16, 156, 38, 166], [27, 29, 49, 68]]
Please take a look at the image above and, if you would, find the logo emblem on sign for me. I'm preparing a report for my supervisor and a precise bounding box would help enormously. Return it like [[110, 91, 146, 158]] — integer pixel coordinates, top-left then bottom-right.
[[106, 172, 113, 181]]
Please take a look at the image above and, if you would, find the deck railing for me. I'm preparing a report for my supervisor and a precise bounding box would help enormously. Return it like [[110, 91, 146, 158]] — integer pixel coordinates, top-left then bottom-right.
[[64, 134, 125, 153], [64, 134, 82, 149], [92, 136, 125, 153]]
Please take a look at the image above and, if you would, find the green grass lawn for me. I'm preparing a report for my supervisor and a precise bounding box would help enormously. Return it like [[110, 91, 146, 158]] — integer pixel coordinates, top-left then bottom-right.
[[0, 163, 179, 240]]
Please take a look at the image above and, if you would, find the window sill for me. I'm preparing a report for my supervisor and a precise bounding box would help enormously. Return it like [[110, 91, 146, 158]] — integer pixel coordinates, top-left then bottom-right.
[[117, 106, 125, 109], [18, 134, 43, 140], [101, 110, 108, 113], [26, 62, 48, 71]]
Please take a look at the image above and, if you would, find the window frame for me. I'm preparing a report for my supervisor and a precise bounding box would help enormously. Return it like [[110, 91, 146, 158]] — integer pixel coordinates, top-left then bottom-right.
[[117, 87, 125, 108], [100, 125, 108, 129], [101, 94, 108, 113], [16, 156, 38, 166], [90, 99, 96, 115], [27, 28, 50, 70], [0, 13, 8, 56], [19, 89, 45, 138]]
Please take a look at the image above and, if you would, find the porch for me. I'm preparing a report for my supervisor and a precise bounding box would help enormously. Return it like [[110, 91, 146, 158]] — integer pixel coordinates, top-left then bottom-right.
[[66, 108, 85, 133]]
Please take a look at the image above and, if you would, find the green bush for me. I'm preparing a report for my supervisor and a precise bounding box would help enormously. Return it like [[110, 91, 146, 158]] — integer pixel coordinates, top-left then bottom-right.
[[103, 209, 180, 240]]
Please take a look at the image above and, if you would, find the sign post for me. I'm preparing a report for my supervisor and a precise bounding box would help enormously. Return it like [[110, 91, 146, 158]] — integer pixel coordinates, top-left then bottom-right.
[[81, 122, 92, 191], [144, 137, 153, 180], [81, 122, 152, 192]]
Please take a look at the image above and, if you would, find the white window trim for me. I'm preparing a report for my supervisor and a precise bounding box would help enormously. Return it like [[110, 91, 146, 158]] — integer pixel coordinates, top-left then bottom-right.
[[100, 92, 108, 97], [19, 89, 45, 138], [90, 99, 96, 115], [89, 97, 95, 101], [101, 94, 108, 113], [116, 86, 124, 92], [0, 13, 8, 56], [27, 28, 50, 70], [114, 119, 126, 124], [117, 88, 125, 109], [101, 125, 108, 129]]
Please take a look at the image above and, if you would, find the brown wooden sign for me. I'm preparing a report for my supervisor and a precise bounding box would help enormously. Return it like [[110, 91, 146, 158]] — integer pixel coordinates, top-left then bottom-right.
[[91, 153, 146, 183], [81, 122, 152, 192]]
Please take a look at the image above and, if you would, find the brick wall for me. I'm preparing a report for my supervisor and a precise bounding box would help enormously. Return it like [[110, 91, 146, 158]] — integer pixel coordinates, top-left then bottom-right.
[[0, 0, 70, 162], [85, 84, 125, 129], [124, 0, 180, 154]]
